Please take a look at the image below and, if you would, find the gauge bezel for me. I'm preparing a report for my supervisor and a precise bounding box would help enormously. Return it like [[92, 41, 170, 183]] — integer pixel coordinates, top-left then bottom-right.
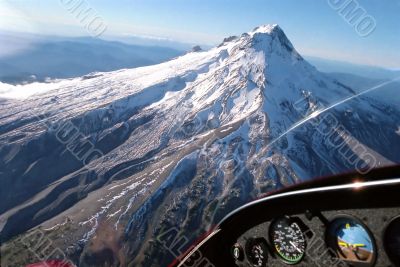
[[382, 215, 400, 266], [325, 214, 377, 267], [269, 216, 307, 265]]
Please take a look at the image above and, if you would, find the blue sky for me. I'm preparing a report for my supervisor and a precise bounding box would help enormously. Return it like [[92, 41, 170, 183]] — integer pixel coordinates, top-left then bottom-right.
[[0, 0, 399, 68]]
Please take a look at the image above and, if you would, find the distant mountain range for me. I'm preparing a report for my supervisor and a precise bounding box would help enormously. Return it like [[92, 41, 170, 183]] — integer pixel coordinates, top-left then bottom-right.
[[0, 32, 184, 84], [306, 55, 400, 80], [1, 31, 399, 86]]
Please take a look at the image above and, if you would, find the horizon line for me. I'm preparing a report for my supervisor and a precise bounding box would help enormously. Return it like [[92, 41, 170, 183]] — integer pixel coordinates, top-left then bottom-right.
[[0, 28, 398, 71]]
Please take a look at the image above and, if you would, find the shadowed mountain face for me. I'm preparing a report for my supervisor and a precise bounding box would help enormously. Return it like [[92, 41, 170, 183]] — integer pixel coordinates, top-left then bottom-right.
[[0, 25, 399, 267]]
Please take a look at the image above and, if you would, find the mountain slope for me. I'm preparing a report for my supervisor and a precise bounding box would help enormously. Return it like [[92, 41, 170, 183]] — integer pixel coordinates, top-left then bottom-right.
[[0, 24, 399, 267]]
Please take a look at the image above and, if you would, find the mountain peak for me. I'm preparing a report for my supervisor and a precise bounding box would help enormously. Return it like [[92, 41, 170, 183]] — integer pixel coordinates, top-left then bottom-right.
[[218, 24, 290, 52], [246, 24, 296, 56], [251, 24, 281, 35], [219, 24, 280, 44]]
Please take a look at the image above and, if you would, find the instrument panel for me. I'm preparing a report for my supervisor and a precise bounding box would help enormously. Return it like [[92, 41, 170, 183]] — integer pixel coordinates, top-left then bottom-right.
[[173, 168, 400, 267], [231, 208, 399, 267]]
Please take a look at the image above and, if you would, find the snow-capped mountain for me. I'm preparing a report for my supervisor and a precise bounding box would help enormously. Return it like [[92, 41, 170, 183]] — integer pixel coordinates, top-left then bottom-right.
[[1, 24, 399, 266]]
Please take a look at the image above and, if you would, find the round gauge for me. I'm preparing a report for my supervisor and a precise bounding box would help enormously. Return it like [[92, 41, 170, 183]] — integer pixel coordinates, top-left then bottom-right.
[[269, 216, 306, 264], [383, 216, 400, 266], [245, 238, 269, 267], [326, 215, 376, 267]]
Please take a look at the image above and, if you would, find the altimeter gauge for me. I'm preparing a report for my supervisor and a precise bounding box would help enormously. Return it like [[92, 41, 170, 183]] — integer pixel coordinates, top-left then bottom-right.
[[269, 216, 306, 264]]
